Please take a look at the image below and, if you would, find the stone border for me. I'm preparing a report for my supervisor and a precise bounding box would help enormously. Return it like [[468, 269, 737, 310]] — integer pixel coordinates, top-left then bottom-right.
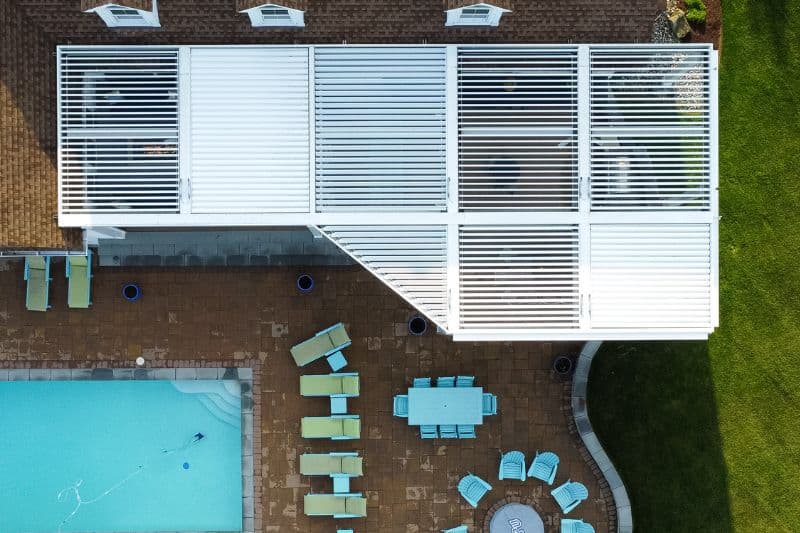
[[571, 342, 633, 533], [0, 360, 261, 533]]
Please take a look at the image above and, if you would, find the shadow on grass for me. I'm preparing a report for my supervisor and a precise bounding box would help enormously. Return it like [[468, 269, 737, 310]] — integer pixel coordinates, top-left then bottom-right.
[[746, 0, 791, 63], [587, 342, 733, 533]]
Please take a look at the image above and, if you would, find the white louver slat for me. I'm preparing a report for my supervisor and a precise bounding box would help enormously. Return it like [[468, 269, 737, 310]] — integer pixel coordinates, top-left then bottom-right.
[[319, 226, 449, 327], [589, 47, 712, 210], [590, 224, 712, 329], [458, 48, 578, 211], [459, 226, 580, 329], [59, 48, 179, 213], [189, 48, 310, 213], [314, 47, 447, 212]]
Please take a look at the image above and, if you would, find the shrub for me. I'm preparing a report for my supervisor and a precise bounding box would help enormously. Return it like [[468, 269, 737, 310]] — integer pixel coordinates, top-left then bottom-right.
[[684, 0, 707, 24]]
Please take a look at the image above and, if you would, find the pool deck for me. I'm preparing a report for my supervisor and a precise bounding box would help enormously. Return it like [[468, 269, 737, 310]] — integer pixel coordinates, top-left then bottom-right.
[[0, 260, 611, 532]]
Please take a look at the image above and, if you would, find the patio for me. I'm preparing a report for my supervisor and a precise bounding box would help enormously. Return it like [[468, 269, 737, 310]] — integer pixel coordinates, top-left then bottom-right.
[[0, 260, 610, 532]]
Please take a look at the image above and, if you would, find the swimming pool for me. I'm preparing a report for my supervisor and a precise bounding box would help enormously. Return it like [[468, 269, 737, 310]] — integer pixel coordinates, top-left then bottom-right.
[[0, 380, 243, 533]]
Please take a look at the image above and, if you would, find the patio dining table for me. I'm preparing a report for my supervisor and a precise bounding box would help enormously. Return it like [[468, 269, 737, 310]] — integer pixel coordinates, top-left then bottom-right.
[[407, 386, 483, 426]]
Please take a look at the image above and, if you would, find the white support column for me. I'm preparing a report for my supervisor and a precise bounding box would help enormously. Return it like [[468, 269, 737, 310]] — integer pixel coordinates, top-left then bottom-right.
[[308, 46, 317, 214], [577, 45, 592, 330], [56, 47, 64, 220], [446, 223, 460, 334], [445, 45, 459, 214], [178, 46, 191, 215], [708, 47, 720, 328]]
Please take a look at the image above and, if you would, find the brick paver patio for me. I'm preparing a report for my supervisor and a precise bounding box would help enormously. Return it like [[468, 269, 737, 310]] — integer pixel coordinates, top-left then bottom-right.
[[0, 260, 609, 532]]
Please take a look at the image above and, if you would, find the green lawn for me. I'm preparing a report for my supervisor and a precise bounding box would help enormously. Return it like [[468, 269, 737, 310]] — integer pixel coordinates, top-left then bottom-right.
[[587, 2, 800, 532]]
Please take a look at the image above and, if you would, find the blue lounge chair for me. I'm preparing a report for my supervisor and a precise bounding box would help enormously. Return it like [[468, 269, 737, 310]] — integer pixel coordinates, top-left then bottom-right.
[[498, 451, 526, 481], [457, 425, 476, 439], [66, 252, 92, 308], [420, 425, 438, 439], [413, 377, 431, 388], [561, 519, 595, 533], [551, 480, 588, 514], [457, 474, 491, 508], [436, 376, 455, 387], [24, 256, 51, 312], [442, 526, 468, 533], [482, 393, 497, 416], [456, 376, 474, 387], [439, 424, 458, 438], [528, 451, 560, 485], [393, 394, 409, 417]]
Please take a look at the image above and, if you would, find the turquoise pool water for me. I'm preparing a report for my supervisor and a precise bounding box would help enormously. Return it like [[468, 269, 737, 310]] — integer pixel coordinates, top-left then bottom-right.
[[0, 380, 243, 533]]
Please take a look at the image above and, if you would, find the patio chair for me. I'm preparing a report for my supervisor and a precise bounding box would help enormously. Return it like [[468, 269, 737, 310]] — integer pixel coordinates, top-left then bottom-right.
[[561, 519, 595, 533], [442, 526, 468, 533], [482, 393, 497, 416], [303, 493, 367, 518], [457, 425, 476, 439], [300, 373, 359, 397], [24, 256, 51, 312], [551, 480, 588, 514], [300, 452, 363, 477], [456, 376, 474, 387], [420, 425, 438, 439], [393, 394, 409, 417], [413, 377, 431, 388], [498, 451, 526, 481], [528, 451, 560, 485], [290, 323, 351, 367], [457, 474, 491, 508], [66, 252, 92, 308], [439, 424, 458, 438], [436, 376, 455, 387], [301, 416, 360, 440]]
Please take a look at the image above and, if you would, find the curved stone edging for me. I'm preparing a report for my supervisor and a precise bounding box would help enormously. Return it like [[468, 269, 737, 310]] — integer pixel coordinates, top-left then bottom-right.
[[572, 341, 633, 533]]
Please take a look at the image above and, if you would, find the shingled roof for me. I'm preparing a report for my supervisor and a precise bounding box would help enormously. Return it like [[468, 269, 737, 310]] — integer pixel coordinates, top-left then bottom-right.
[[444, 0, 513, 10], [1, 0, 660, 251], [236, 0, 307, 11], [80, 0, 154, 10]]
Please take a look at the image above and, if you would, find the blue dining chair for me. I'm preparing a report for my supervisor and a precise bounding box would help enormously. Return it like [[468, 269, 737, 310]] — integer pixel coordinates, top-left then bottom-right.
[[457, 425, 476, 439], [482, 393, 497, 415], [436, 376, 455, 387], [420, 425, 438, 439], [413, 377, 431, 388], [393, 394, 409, 417], [456, 375, 474, 387], [439, 424, 458, 438]]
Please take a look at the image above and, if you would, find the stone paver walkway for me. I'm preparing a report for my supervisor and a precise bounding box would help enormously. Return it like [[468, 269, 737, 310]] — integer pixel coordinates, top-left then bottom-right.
[[0, 260, 609, 532]]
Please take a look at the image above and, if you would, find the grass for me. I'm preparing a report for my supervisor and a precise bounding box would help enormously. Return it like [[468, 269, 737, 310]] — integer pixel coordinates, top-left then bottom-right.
[[587, 2, 800, 532]]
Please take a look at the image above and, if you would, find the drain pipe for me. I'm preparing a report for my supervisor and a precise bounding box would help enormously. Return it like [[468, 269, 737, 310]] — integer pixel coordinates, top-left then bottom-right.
[[572, 341, 633, 533]]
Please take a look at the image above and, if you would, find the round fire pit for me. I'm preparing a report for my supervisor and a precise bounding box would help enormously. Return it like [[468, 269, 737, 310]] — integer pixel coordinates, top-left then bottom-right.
[[488, 502, 544, 533]]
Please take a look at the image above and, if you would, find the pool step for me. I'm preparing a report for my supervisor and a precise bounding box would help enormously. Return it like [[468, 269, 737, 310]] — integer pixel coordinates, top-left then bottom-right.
[[198, 395, 240, 429]]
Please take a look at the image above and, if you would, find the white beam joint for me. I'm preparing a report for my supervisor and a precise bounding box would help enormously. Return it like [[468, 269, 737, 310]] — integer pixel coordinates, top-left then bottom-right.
[[445, 45, 459, 214], [178, 46, 191, 215], [577, 45, 592, 330]]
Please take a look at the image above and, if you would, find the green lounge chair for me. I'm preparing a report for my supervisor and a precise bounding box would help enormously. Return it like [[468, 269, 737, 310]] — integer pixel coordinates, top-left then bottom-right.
[[66, 252, 92, 308], [24, 257, 51, 312], [290, 323, 351, 367], [300, 373, 359, 397], [551, 480, 588, 514], [301, 416, 360, 440], [528, 451, 560, 485], [303, 493, 367, 518], [300, 452, 363, 477], [499, 451, 526, 481], [561, 519, 595, 533]]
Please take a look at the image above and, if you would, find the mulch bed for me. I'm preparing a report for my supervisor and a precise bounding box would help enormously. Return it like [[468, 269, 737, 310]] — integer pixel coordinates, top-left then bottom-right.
[[680, 0, 722, 49]]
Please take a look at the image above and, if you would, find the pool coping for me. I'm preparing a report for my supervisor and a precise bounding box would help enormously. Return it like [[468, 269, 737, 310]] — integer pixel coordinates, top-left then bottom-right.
[[0, 360, 262, 533]]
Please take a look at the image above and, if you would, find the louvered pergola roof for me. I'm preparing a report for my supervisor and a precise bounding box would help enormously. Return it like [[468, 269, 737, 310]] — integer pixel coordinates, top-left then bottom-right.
[[57, 44, 718, 340]]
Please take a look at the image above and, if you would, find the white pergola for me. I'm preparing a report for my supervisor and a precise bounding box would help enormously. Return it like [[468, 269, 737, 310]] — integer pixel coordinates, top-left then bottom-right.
[[57, 44, 719, 341]]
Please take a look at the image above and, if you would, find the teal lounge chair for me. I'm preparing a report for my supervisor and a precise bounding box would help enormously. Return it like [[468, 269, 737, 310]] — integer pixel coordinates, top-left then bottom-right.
[[66, 252, 92, 308], [24, 256, 51, 312], [436, 376, 455, 387], [439, 424, 457, 438], [456, 376, 474, 387], [457, 474, 491, 508], [499, 451, 526, 481], [290, 323, 351, 367], [482, 393, 497, 415], [561, 519, 595, 533], [413, 377, 431, 388], [551, 480, 588, 514], [457, 425, 475, 439], [393, 394, 409, 417], [443, 526, 468, 533], [528, 451, 560, 485], [420, 425, 438, 439]]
